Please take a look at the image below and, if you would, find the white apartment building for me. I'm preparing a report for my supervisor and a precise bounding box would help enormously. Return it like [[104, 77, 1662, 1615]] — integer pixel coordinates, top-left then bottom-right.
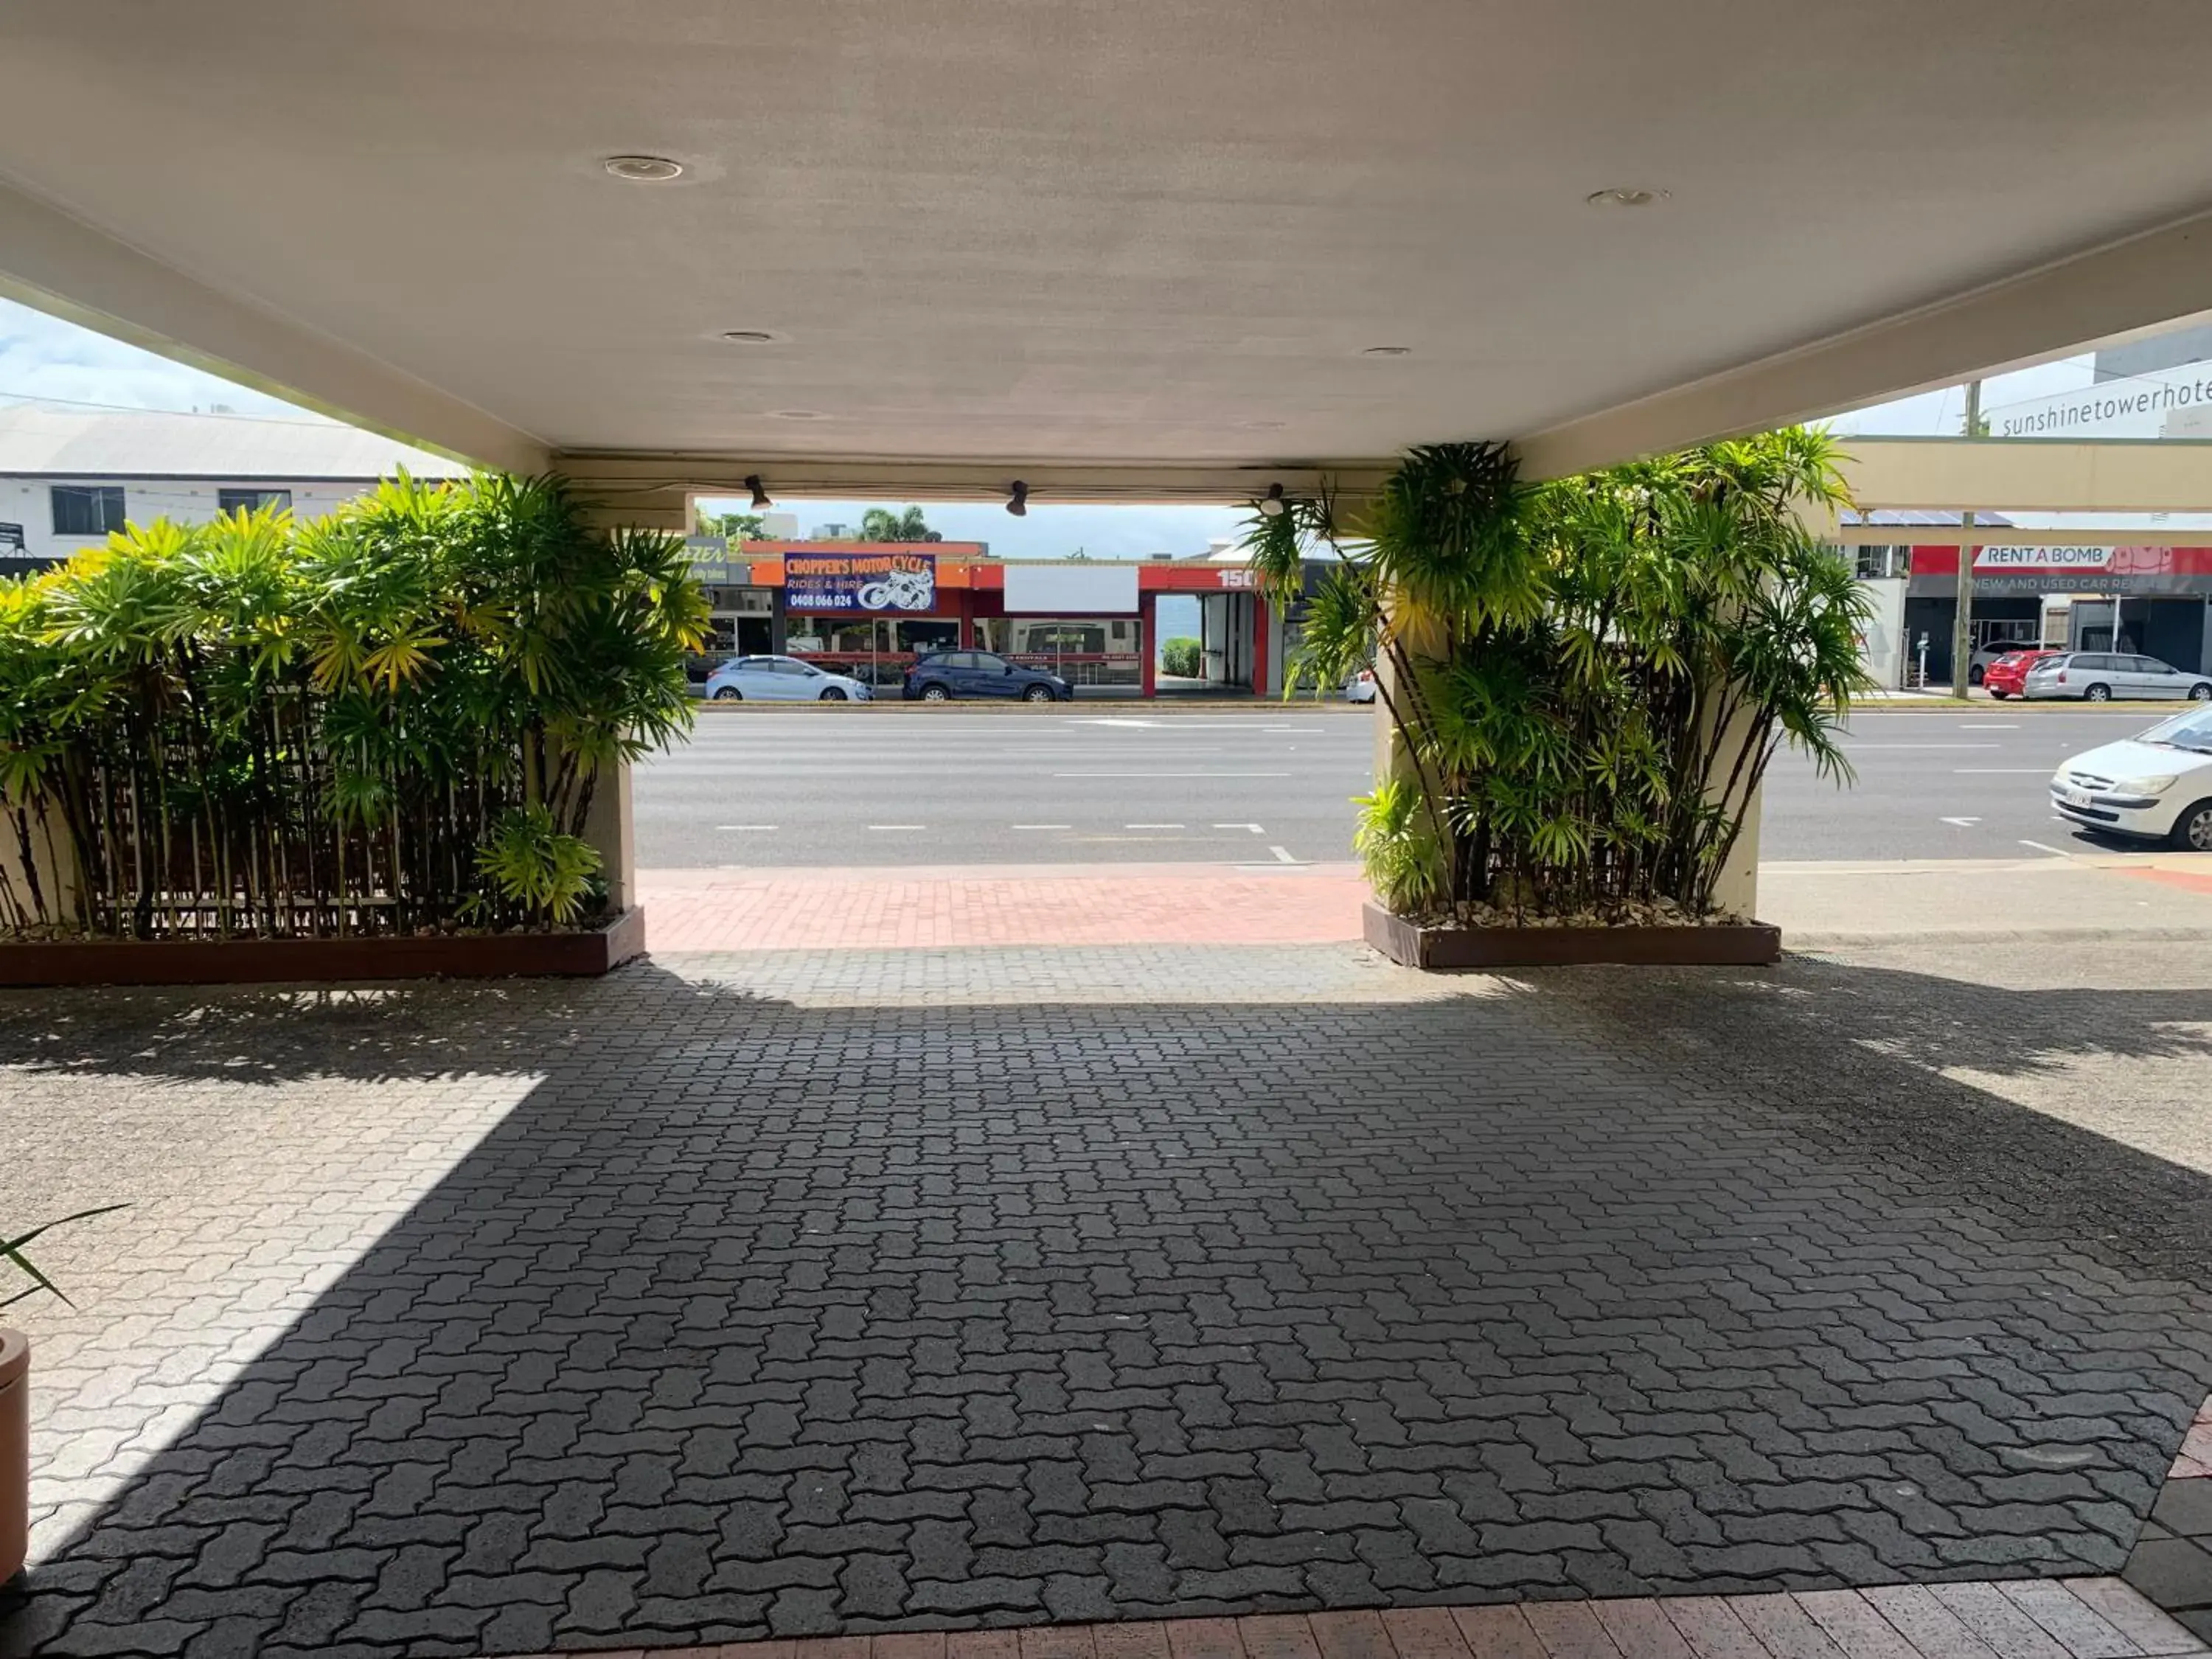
[[0, 402, 465, 574]]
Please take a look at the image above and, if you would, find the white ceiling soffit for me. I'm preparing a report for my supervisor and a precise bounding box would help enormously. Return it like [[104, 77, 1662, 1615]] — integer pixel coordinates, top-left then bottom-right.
[[6, 1, 2212, 479]]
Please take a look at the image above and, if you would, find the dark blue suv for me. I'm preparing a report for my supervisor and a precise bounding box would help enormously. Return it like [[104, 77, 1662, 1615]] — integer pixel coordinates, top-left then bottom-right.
[[903, 650, 1072, 703]]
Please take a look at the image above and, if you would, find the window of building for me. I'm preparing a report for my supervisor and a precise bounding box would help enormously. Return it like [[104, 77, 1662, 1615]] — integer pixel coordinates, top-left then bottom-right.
[[50, 485, 125, 538], [1853, 544, 1910, 580], [217, 487, 292, 515]]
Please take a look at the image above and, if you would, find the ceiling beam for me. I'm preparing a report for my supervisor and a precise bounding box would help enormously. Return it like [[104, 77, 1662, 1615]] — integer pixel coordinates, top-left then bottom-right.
[[1515, 208, 2212, 479], [1841, 437, 2212, 513], [0, 179, 549, 476]]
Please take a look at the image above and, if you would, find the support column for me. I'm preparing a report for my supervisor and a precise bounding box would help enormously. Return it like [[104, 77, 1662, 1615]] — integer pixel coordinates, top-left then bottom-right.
[[582, 758, 637, 918], [1702, 699, 1765, 921], [1250, 594, 1270, 697], [1138, 594, 1156, 698]]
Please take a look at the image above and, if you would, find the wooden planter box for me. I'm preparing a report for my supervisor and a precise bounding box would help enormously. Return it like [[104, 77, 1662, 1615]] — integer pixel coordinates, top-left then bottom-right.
[[1364, 900, 1781, 970], [0, 908, 644, 987]]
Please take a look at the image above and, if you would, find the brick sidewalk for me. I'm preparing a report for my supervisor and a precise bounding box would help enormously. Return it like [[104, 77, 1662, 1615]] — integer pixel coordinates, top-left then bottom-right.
[[638, 864, 1371, 951], [10, 939, 2212, 1656]]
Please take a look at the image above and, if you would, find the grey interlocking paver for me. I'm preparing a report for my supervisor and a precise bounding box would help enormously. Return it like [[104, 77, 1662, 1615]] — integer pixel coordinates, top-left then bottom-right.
[[3, 942, 2212, 1656]]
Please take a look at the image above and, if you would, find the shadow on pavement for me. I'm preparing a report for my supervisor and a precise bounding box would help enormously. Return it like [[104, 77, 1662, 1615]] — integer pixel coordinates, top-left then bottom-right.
[[6, 953, 2212, 1656]]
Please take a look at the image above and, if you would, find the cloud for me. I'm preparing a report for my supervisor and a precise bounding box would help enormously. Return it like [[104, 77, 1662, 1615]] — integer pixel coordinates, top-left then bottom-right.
[[0, 297, 312, 417]]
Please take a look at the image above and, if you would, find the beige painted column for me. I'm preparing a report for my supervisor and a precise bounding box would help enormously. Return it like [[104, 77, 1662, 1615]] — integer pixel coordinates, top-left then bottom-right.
[[0, 801, 80, 932], [1703, 699, 1765, 921], [582, 758, 637, 917]]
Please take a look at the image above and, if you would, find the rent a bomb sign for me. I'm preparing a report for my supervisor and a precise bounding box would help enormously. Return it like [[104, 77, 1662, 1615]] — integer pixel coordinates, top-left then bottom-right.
[[785, 550, 936, 611]]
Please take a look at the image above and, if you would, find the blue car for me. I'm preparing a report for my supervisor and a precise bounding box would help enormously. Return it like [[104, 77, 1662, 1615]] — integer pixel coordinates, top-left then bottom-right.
[[902, 650, 1071, 703]]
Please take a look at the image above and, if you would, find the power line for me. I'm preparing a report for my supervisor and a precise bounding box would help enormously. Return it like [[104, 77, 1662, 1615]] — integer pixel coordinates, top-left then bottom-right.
[[0, 389, 341, 429]]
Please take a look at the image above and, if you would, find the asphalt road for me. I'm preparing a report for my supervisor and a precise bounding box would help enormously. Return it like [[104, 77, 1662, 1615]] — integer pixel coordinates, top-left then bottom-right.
[[632, 705, 2198, 869]]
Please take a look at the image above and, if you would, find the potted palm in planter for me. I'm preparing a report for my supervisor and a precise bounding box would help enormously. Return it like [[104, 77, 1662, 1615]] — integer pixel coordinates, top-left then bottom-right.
[[3, 1205, 124, 1583], [1251, 430, 1873, 967]]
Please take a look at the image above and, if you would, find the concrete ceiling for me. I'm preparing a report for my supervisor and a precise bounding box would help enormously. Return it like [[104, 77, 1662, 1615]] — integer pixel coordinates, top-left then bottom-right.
[[5, 1, 2212, 481]]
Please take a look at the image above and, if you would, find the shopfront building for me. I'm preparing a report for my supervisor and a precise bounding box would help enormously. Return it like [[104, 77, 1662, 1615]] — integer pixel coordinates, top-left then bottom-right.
[[683, 543, 1291, 697], [1896, 543, 2212, 685]]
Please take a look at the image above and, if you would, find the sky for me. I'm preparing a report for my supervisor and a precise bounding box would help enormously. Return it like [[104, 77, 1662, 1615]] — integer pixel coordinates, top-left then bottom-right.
[[3, 289, 2202, 540]]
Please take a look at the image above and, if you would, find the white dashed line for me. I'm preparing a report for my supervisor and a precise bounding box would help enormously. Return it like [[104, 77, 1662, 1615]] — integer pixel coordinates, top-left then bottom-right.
[[1269, 845, 1300, 864], [1012, 824, 1071, 830], [867, 824, 926, 831], [1214, 823, 1267, 833], [2020, 839, 2075, 858]]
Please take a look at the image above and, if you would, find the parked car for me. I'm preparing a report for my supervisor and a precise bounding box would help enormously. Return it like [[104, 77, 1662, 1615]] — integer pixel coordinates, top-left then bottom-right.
[[2023, 651, 2212, 703], [1981, 648, 2062, 699], [2051, 703, 2212, 849], [1966, 639, 2042, 686], [701, 655, 872, 702], [902, 650, 1071, 703], [1346, 668, 1377, 704]]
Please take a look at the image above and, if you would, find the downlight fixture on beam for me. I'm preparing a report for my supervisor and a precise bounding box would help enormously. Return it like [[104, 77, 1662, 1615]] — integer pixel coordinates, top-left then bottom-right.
[[1259, 483, 1288, 518], [1006, 481, 1029, 518], [745, 475, 773, 510]]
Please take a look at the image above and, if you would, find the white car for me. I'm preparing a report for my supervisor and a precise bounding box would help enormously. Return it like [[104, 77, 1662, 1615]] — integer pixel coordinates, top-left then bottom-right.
[[701, 655, 872, 702], [1346, 668, 1377, 703], [2051, 704, 2212, 849]]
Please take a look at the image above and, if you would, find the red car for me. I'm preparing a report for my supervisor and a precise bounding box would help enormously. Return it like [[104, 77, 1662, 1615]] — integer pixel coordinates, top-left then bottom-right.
[[1983, 648, 2062, 699]]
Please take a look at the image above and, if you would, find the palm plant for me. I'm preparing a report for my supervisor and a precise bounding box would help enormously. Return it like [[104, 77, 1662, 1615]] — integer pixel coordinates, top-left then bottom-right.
[[0, 474, 706, 939], [1261, 429, 1871, 923]]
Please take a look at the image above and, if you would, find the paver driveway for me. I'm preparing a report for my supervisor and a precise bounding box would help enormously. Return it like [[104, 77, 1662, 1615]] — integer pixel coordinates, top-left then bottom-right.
[[7, 940, 2212, 1656]]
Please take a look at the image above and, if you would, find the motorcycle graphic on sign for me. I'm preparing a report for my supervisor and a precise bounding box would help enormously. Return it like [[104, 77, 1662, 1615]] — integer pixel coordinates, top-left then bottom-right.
[[855, 566, 936, 610]]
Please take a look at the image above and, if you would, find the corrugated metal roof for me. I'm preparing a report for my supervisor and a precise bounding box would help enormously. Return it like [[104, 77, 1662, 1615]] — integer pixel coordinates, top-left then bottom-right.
[[0, 402, 468, 480]]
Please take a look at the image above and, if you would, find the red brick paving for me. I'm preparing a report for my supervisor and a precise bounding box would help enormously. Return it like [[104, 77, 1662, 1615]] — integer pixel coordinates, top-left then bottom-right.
[[495, 1582, 2207, 1659], [638, 862, 1371, 951]]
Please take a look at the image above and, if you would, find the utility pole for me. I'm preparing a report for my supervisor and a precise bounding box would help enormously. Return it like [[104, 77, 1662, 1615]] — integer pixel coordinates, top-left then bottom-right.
[[1950, 378, 1983, 700]]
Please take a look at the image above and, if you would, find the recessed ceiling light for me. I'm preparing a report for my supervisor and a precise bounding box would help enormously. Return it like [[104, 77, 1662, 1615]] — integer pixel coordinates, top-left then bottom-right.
[[603, 155, 686, 183], [719, 330, 780, 344], [1586, 187, 1668, 208], [769, 408, 827, 421], [1361, 345, 1411, 358]]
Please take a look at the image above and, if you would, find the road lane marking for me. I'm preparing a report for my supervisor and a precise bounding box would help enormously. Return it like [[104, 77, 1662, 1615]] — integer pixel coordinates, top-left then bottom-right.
[[1214, 823, 1266, 832], [2020, 839, 2075, 858], [1125, 822, 1186, 829], [1938, 816, 1982, 827], [1269, 845, 1300, 863], [1053, 771, 1292, 778], [1012, 823, 1071, 830], [867, 824, 926, 830], [1952, 768, 2051, 774], [1846, 743, 2001, 750]]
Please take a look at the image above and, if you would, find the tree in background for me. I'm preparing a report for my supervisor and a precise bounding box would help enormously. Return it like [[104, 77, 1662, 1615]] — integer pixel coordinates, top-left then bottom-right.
[[697, 509, 767, 540], [1160, 637, 1203, 678], [858, 507, 942, 543]]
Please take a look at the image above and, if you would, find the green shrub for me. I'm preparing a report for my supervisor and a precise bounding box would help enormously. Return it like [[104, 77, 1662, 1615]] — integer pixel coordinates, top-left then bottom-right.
[[1249, 430, 1871, 922], [0, 473, 706, 938], [1160, 636, 1203, 678]]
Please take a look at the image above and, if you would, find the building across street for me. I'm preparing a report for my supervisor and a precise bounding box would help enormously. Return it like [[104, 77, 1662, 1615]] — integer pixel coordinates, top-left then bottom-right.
[[689, 537, 1307, 697], [0, 402, 464, 575]]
